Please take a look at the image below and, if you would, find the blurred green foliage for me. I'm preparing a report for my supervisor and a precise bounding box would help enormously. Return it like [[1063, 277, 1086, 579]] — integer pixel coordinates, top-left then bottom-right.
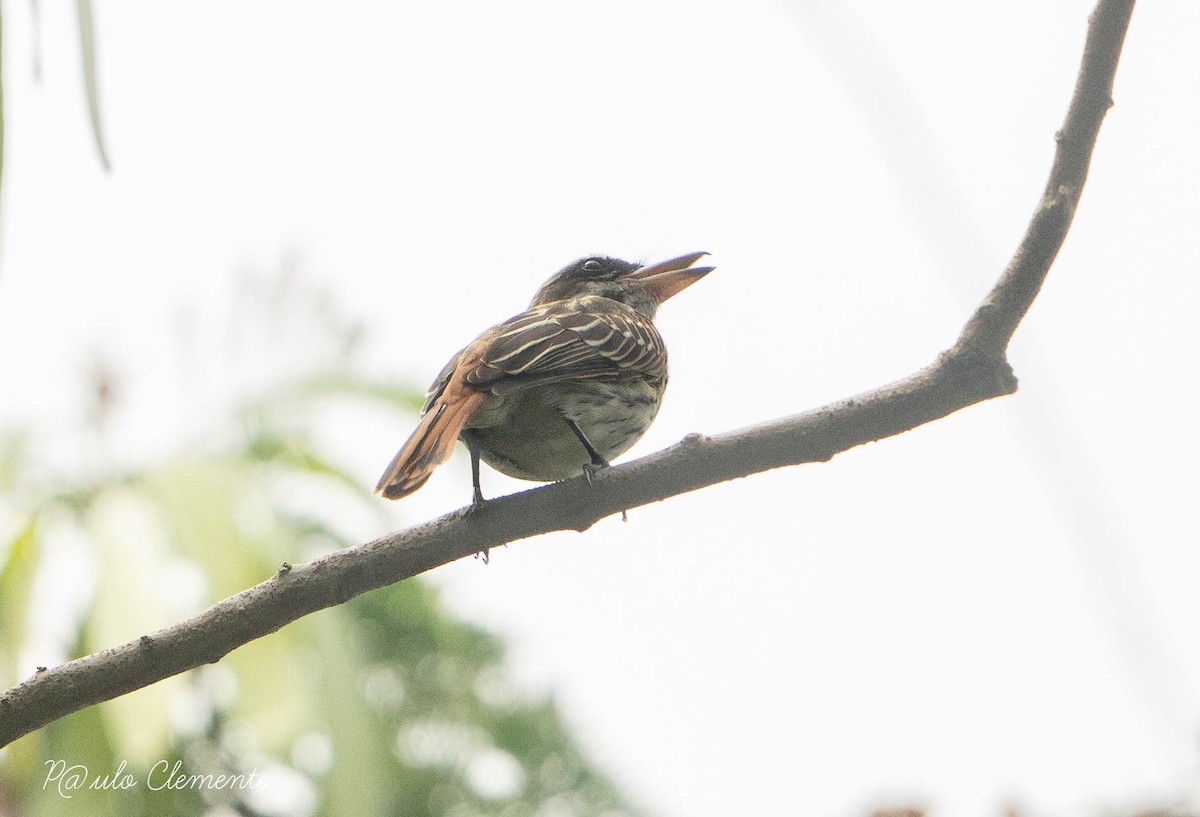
[[0, 273, 642, 817]]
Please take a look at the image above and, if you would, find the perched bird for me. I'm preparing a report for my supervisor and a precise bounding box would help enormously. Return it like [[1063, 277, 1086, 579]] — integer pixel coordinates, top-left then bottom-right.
[[375, 251, 713, 503]]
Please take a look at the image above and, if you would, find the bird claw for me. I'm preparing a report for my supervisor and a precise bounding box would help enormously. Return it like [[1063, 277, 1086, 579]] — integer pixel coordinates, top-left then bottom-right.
[[581, 462, 627, 520], [473, 543, 507, 564], [582, 461, 609, 486]]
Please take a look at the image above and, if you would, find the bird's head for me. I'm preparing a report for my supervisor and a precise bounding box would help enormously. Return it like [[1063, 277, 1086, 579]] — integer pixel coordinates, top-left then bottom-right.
[[530, 251, 714, 318]]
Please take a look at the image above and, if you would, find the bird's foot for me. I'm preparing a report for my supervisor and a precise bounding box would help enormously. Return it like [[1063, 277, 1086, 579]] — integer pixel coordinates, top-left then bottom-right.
[[580, 458, 623, 519], [582, 459, 609, 486], [473, 543, 507, 564]]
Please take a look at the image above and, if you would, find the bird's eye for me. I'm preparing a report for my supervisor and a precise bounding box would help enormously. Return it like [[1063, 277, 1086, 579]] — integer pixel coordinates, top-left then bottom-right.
[[581, 259, 605, 273]]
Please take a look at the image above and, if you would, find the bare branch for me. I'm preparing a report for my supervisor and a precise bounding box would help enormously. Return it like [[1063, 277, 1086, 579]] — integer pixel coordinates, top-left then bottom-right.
[[955, 0, 1134, 359], [0, 0, 1136, 748]]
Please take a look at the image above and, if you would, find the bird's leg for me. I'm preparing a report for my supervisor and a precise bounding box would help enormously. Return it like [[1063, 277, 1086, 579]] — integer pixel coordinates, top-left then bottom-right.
[[563, 417, 609, 484], [470, 448, 485, 507], [462, 430, 486, 506], [563, 412, 628, 522], [461, 432, 492, 562]]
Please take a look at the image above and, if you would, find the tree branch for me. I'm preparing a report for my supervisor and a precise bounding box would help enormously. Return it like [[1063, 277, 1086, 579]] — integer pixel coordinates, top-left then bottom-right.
[[0, 0, 1136, 749]]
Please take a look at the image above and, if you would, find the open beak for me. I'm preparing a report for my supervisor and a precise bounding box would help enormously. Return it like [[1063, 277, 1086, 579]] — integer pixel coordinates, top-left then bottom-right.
[[624, 251, 714, 303]]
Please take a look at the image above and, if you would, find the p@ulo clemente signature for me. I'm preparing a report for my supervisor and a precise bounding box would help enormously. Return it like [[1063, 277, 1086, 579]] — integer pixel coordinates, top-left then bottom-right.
[[43, 759, 268, 798]]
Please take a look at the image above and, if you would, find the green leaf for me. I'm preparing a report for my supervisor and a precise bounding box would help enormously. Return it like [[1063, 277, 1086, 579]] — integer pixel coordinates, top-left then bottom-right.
[[76, 0, 111, 171], [0, 431, 30, 492], [0, 515, 39, 687]]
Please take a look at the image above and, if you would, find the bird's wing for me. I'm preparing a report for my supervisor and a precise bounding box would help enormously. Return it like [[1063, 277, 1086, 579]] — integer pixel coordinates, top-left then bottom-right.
[[420, 348, 465, 414], [457, 296, 667, 395]]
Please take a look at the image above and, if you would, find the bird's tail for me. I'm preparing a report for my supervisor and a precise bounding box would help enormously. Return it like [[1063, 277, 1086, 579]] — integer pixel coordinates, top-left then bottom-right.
[[375, 385, 487, 500]]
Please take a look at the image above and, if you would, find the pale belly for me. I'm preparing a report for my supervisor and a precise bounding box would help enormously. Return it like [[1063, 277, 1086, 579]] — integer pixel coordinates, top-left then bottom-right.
[[462, 377, 664, 481]]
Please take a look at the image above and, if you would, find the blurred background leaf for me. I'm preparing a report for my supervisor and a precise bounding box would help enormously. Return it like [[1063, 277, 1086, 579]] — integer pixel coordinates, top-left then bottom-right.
[[0, 268, 643, 817], [74, 0, 110, 171]]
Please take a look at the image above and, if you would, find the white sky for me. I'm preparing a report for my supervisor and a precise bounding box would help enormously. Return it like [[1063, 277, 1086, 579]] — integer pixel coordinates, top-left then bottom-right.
[[2, 1, 1199, 816]]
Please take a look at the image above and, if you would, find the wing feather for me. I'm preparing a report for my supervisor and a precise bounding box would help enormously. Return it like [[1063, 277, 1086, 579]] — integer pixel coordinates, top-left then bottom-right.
[[462, 296, 666, 394]]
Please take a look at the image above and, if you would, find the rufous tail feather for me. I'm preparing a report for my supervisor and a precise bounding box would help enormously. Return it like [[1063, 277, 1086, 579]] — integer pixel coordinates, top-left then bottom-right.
[[375, 385, 487, 500]]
